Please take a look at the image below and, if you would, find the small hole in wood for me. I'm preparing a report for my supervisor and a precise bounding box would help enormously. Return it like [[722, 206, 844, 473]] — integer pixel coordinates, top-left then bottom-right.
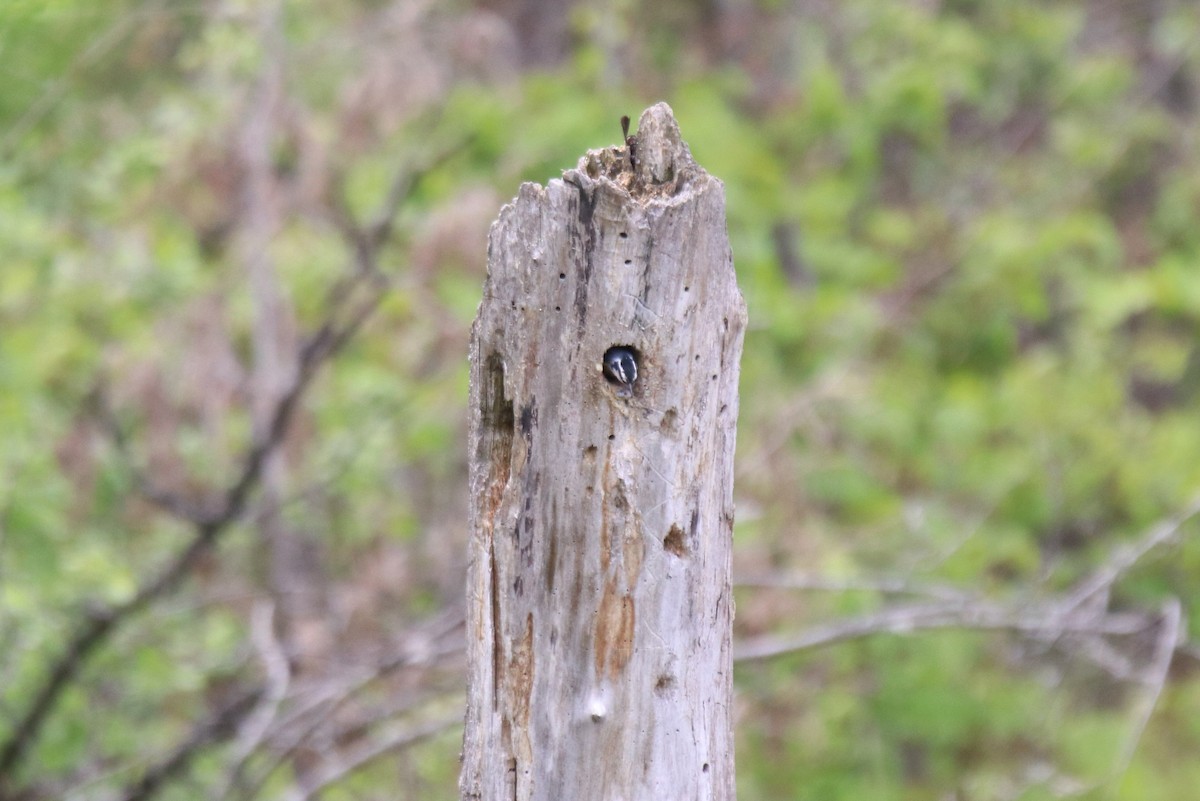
[[559, 272, 566, 279], [619, 232, 628, 239], [664, 524, 688, 557], [702, 763, 710, 773], [712, 374, 718, 380], [624, 259, 631, 265], [607, 434, 615, 441], [555, 306, 560, 311], [684, 286, 689, 292]]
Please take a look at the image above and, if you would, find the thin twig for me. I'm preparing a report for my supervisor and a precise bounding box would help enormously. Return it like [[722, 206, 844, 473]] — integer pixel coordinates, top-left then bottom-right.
[[1064, 496, 1200, 613], [115, 687, 264, 801], [1109, 598, 1183, 785], [214, 601, 292, 801], [0, 267, 380, 798], [88, 387, 218, 525], [0, 3, 167, 156], [734, 571, 973, 602], [733, 600, 1154, 664], [326, 134, 474, 276], [282, 714, 461, 801], [223, 611, 463, 801]]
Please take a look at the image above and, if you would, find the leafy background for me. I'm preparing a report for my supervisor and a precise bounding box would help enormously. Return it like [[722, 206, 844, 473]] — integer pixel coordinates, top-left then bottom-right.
[[4, 0, 1200, 799]]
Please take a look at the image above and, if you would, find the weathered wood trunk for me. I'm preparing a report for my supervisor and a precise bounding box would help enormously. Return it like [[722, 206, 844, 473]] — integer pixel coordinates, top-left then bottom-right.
[[461, 102, 746, 801]]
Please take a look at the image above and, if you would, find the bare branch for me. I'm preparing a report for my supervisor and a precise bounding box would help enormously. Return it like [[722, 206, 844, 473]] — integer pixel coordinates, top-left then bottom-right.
[[0, 3, 161, 157], [213, 602, 292, 801], [1109, 598, 1183, 784], [115, 686, 264, 801], [327, 134, 474, 267], [218, 609, 463, 801], [736, 496, 1200, 666], [282, 714, 460, 801], [266, 608, 464, 749], [88, 387, 218, 525], [0, 605, 120, 796], [733, 599, 1154, 664], [1064, 495, 1200, 613], [0, 237, 390, 801], [735, 571, 973, 602]]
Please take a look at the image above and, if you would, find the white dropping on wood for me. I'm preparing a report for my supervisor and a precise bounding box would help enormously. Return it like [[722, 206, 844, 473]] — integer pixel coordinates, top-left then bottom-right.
[[461, 102, 746, 801]]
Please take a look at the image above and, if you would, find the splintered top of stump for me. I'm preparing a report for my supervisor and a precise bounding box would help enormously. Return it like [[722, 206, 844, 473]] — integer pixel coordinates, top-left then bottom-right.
[[577, 102, 700, 200]]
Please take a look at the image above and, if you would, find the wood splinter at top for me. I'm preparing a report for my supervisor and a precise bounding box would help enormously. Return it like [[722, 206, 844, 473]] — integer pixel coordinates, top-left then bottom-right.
[[620, 114, 638, 172], [580, 102, 697, 198]]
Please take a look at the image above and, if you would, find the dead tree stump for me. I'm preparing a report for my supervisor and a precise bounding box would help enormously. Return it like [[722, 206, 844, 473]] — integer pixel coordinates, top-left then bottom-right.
[[461, 102, 746, 801]]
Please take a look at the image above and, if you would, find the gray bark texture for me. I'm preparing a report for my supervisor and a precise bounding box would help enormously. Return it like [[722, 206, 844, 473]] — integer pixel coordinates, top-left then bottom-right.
[[461, 102, 746, 801]]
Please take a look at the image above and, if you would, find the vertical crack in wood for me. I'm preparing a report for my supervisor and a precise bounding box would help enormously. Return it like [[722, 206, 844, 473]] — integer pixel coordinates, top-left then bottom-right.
[[479, 353, 514, 709], [571, 184, 595, 334], [489, 541, 503, 709]]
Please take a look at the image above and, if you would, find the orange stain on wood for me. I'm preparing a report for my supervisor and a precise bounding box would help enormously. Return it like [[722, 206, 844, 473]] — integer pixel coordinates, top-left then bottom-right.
[[508, 613, 535, 727], [594, 579, 636, 679]]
